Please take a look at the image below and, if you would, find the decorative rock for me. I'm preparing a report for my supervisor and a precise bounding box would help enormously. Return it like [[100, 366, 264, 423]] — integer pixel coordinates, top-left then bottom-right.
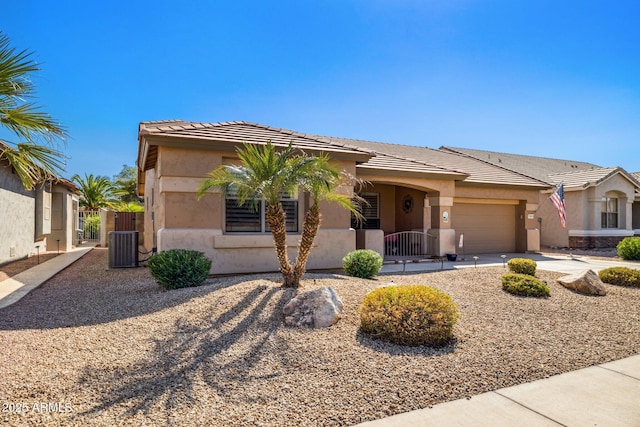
[[376, 280, 397, 288], [557, 269, 607, 296], [283, 286, 344, 328]]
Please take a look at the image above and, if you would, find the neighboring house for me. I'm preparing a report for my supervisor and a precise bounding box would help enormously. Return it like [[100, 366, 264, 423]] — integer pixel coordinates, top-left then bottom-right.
[[0, 150, 80, 265], [441, 147, 640, 249], [137, 121, 549, 274]]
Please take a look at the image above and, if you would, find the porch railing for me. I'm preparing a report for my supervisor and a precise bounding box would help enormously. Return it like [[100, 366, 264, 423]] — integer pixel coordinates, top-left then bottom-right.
[[384, 231, 430, 258]]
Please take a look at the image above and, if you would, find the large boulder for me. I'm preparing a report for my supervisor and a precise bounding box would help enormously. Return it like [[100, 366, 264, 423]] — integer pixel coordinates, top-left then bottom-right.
[[557, 269, 607, 296], [283, 286, 343, 328]]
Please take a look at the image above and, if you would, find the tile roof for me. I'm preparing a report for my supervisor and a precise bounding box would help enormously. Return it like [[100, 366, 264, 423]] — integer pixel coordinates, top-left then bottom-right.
[[333, 138, 547, 187], [440, 146, 601, 183], [139, 120, 374, 157], [138, 121, 548, 188], [548, 167, 622, 188], [441, 146, 640, 190]]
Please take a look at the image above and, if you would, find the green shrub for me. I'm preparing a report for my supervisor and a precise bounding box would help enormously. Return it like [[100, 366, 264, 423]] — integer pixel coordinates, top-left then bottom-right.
[[507, 258, 537, 276], [147, 249, 212, 289], [599, 267, 640, 288], [360, 285, 459, 346], [502, 273, 549, 297], [343, 249, 383, 279], [617, 237, 640, 261]]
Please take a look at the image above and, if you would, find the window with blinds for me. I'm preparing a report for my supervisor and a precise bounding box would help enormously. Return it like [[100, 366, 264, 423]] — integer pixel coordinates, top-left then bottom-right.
[[225, 195, 298, 233], [225, 199, 262, 232], [601, 197, 618, 229], [351, 192, 380, 229]]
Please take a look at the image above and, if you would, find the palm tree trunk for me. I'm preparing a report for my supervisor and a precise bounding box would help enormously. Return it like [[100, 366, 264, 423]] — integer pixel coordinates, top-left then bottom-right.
[[292, 203, 321, 286], [266, 203, 295, 286]]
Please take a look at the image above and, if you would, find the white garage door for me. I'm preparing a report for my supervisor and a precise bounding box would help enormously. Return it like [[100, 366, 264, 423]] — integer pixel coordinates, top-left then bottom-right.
[[453, 203, 516, 253]]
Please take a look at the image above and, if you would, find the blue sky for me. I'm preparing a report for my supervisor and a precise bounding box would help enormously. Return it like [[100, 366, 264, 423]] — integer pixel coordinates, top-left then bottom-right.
[[3, 0, 639, 179]]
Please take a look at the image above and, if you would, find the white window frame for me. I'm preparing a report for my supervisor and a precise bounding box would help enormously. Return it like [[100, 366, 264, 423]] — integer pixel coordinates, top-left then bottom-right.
[[601, 196, 618, 229]]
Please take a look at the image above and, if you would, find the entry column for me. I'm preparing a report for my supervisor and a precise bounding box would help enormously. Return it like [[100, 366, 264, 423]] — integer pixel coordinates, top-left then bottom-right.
[[428, 195, 456, 256]]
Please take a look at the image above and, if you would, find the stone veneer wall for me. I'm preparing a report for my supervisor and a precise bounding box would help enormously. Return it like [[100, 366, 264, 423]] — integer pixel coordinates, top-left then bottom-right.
[[568, 235, 626, 249]]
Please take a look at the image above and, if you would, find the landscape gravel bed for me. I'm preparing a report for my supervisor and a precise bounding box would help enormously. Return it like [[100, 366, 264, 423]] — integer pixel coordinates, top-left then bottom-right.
[[1, 248, 639, 426]]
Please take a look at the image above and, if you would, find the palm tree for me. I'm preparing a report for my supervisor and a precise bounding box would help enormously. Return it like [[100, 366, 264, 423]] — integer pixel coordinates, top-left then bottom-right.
[[197, 141, 361, 288], [112, 201, 144, 212], [72, 173, 125, 210], [0, 31, 67, 190]]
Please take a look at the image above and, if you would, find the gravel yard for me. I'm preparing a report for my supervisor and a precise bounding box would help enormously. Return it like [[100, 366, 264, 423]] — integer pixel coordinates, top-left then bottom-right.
[[1, 248, 639, 426]]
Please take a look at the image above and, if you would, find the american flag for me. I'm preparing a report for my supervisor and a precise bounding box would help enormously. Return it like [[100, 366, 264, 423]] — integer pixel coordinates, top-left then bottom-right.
[[550, 184, 566, 228]]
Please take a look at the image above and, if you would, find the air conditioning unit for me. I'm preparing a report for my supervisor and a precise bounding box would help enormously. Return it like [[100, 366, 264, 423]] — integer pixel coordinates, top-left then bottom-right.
[[108, 231, 139, 268]]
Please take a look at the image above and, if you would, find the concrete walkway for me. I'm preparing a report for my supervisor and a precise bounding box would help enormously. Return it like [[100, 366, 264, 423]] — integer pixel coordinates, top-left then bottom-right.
[[0, 244, 95, 309], [369, 252, 640, 426], [380, 251, 640, 275], [356, 354, 640, 426]]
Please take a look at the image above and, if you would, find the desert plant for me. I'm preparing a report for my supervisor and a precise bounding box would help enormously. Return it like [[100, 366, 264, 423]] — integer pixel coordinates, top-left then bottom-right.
[[360, 285, 459, 346], [197, 141, 362, 288], [507, 258, 537, 276], [616, 237, 640, 261], [0, 31, 67, 190], [599, 266, 640, 288], [502, 273, 549, 297], [147, 249, 211, 289], [343, 249, 383, 279]]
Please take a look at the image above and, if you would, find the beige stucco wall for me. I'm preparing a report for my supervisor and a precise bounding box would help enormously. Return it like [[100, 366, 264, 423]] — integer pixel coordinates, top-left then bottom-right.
[[0, 187, 36, 264], [538, 174, 637, 248], [144, 146, 359, 273], [360, 183, 396, 232], [395, 187, 426, 231], [35, 183, 52, 238], [48, 187, 77, 253], [158, 228, 355, 275]]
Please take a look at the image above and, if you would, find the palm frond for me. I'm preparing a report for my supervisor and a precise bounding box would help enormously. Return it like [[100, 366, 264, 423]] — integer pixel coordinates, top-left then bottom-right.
[[0, 103, 66, 142], [72, 173, 124, 209], [0, 143, 66, 189], [0, 31, 68, 190]]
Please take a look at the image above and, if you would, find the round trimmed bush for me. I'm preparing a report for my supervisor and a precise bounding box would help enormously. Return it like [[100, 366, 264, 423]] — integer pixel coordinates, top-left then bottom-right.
[[147, 249, 212, 289], [617, 237, 640, 261], [507, 258, 537, 276], [502, 273, 549, 297], [343, 249, 383, 279], [360, 285, 459, 346], [599, 266, 640, 287]]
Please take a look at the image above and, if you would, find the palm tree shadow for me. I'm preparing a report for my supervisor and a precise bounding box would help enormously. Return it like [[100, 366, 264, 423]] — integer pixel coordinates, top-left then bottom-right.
[[79, 284, 297, 421]]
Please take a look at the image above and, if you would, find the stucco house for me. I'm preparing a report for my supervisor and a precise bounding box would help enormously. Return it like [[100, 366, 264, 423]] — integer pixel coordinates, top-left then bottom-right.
[[137, 120, 549, 274], [0, 147, 81, 265], [441, 147, 640, 249]]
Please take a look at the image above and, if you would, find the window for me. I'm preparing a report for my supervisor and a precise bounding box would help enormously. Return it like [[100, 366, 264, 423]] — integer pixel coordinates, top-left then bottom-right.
[[225, 194, 298, 233], [601, 197, 618, 228], [351, 192, 380, 229]]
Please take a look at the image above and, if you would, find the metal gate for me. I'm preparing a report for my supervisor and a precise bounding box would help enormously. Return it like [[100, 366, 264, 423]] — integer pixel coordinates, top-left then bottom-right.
[[384, 231, 431, 259], [77, 210, 102, 244]]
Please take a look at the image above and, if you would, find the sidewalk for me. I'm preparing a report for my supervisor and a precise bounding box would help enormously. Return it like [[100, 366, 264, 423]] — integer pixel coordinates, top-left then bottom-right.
[[356, 354, 640, 426], [0, 244, 95, 309]]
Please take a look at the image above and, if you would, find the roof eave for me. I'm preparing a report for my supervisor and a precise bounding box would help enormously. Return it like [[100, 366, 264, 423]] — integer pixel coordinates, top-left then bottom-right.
[[457, 180, 550, 190], [139, 133, 374, 164], [356, 165, 468, 180]]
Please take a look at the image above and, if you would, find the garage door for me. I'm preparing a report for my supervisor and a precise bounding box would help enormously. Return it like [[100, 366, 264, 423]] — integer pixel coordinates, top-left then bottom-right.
[[453, 203, 516, 253]]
